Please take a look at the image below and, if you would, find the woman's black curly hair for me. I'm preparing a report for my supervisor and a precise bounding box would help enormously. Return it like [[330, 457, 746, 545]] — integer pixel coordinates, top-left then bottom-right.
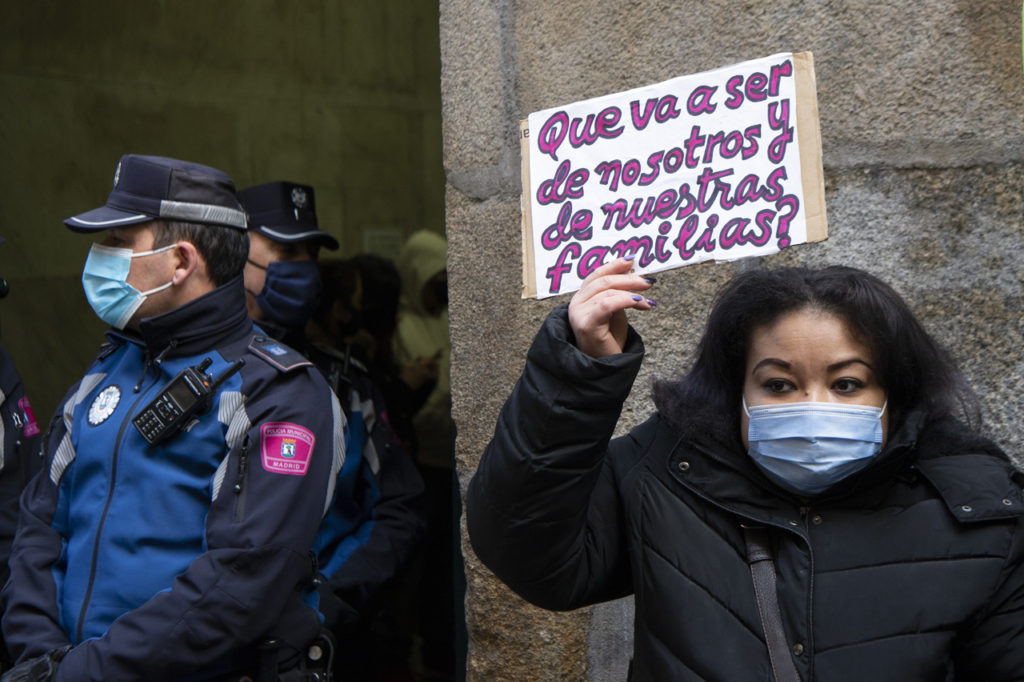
[[652, 266, 980, 439]]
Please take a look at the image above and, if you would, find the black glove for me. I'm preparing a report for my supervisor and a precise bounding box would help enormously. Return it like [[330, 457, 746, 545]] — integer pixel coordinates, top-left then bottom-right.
[[1, 646, 72, 682]]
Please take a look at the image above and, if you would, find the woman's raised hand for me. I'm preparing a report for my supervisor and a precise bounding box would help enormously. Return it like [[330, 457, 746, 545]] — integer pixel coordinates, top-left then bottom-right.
[[568, 255, 656, 358]]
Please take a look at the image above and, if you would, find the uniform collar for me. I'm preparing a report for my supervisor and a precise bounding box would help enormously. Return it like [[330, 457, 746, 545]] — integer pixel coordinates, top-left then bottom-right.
[[110, 276, 253, 357]]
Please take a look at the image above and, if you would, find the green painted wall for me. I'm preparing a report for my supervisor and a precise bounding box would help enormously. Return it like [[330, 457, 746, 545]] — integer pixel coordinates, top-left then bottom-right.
[[0, 1, 445, 421]]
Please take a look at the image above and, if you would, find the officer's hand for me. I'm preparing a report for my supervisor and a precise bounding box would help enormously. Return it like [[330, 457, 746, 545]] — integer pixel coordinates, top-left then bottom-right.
[[568, 255, 655, 358], [1, 645, 72, 682]]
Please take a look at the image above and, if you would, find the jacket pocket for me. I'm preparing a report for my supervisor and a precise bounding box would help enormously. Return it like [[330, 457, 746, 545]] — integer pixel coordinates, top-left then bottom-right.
[[233, 434, 250, 522]]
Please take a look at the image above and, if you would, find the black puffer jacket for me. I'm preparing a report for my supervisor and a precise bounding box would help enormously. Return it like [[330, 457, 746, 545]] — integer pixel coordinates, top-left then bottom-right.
[[467, 307, 1024, 681]]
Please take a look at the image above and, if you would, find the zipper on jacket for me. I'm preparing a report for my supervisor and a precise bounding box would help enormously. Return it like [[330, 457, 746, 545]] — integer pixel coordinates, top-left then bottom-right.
[[796, 505, 817, 676], [75, 380, 158, 643], [13, 435, 23, 486], [674, 440, 818, 674], [37, 412, 57, 462], [309, 551, 322, 587], [233, 434, 250, 522]]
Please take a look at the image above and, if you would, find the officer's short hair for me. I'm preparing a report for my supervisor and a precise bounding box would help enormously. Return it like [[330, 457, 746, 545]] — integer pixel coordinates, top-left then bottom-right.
[[152, 220, 249, 287]]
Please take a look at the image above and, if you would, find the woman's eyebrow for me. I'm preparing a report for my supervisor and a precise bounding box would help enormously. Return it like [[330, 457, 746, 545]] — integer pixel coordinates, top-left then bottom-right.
[[827, 358, 875, 372], [751, 357, 790, 373], [751, 357, 876, 374]]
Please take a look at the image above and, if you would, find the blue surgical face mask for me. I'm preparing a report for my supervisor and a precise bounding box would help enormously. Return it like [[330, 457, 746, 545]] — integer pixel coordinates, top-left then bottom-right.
[[744, 399, 887, 496], [248, 259, 322, 330], [82, 243, 175, 329]]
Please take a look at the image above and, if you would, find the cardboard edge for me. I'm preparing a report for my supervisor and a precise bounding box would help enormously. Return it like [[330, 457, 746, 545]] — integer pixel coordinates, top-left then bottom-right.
[[793, 51, 828, 243], [520, 119, 538, 298]]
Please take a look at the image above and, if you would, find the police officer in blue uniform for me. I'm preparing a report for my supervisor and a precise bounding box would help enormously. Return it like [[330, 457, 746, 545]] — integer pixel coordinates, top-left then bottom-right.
[[238, 181, 424, 679], [0, 246, 44, 671], [1, 156, 345, 681]]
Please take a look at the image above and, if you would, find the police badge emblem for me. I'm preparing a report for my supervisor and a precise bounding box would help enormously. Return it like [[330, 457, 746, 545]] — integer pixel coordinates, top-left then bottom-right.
[[88, 385, 121, 426], [290, 187, 308, 209], [260, 422, 315, 475]]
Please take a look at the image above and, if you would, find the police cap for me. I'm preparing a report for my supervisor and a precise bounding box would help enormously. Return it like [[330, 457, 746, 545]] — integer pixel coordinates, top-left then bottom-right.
[[64, 154, 248, 232], [237, 181, 339, 251]]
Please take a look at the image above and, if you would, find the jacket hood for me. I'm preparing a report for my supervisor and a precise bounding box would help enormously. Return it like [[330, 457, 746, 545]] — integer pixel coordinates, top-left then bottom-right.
[[396, 230, 447, 317], [672, 407, 1023, 520], [672, 403, 924, 505]]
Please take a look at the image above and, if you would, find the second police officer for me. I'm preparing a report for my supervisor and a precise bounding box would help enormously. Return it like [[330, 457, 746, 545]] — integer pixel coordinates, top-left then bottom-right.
[[238, 181, 424, 679]]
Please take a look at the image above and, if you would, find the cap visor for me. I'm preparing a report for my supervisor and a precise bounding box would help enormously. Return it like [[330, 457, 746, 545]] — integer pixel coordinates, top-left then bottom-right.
[[64, 206, 153, 232], [255, 226, 339, 250]]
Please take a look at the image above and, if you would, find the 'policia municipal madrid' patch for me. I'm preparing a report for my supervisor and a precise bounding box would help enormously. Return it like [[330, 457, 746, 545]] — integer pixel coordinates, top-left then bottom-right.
[[260, 422, 315, 476], [88, 385, 121, 426]]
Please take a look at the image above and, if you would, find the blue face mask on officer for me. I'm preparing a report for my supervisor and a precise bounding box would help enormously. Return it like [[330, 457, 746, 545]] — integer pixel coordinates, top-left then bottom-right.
[[246, 259, 322, 330], [82, 243, 176, 329], [743, 398, 887, 496]]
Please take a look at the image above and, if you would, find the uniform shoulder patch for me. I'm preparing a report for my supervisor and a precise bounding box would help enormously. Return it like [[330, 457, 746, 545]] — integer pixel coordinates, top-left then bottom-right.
[[247, 336, 313, 373], [260, 422, 315, 476], [17, 396, 40, 437]]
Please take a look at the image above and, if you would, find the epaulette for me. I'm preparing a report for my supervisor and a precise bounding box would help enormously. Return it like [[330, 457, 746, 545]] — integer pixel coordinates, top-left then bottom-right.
[[309, 341, 370, 375], [247, 335, 313, 373], [97, 338, 126, 361]]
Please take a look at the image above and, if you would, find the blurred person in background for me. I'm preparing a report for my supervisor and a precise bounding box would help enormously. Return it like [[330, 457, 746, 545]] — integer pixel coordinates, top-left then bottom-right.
[[393, 229, 459, 680]]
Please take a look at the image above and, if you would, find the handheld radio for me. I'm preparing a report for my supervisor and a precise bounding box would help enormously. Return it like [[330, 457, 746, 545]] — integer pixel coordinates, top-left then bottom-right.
[[133, 357, 245, 445]]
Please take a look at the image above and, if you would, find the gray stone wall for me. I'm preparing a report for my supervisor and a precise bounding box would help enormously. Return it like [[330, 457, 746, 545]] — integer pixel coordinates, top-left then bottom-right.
[[441, 1, 1024, 679]]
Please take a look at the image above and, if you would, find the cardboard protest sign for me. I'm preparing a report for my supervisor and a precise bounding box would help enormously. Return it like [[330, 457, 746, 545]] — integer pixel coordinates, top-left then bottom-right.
[[521, 52, 826, 299]]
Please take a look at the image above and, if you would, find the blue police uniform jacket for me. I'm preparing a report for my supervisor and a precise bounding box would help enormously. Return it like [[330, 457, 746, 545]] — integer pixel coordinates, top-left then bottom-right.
[[2, 277, 345, 681], [306, 342, 424, 627], [0, 343, 44, 666]]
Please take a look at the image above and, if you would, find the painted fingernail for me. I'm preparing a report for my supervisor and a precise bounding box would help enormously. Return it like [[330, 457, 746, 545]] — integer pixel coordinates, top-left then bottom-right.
[[632, 294, 643, 302], [643, 276, 657, 285], [646, 298, 657, 307], [623, 251, 636, 261]]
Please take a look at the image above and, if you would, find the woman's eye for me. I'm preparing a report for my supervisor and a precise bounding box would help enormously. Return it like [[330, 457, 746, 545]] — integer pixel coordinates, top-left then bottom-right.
[[764, 379, 791, 393], [833, 378, 863, 393]]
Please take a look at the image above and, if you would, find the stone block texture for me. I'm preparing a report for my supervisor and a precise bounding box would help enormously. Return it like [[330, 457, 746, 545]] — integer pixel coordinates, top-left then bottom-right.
[[441, 0, 1024, 679]]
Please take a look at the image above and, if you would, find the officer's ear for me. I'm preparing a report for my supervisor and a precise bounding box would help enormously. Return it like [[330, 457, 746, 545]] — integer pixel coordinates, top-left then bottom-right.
[[170, 241, 201, 286]]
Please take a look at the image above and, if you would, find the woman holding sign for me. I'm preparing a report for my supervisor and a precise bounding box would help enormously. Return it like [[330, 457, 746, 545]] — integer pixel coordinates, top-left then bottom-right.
[[466, 258, 1024, 680]]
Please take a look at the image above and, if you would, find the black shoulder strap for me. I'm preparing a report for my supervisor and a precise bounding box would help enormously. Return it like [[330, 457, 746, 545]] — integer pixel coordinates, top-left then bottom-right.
[[742, 525, 802, 682]]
